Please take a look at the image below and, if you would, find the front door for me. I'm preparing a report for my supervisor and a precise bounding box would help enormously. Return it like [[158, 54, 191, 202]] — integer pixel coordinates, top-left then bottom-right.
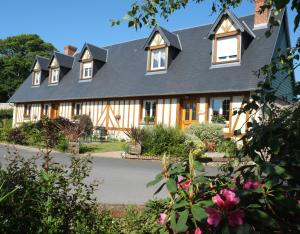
[[50, 104, 59, 119], [181, 100, 198, 129]]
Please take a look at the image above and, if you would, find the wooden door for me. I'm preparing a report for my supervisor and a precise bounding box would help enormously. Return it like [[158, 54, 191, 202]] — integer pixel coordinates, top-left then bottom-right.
[[50, 104, 59, 119], [181, 100, 198, 129]]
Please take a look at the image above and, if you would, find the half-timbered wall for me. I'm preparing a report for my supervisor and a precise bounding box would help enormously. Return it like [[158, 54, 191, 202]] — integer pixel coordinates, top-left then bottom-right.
[[13, 95, 248, 136]]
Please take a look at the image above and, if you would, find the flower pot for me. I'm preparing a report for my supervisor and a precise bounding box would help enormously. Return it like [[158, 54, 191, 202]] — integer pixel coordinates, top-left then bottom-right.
[[128, 143, 142, 155]]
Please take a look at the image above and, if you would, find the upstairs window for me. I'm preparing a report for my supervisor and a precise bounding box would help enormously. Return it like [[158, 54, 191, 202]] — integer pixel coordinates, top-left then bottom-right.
[[50, 69, 59, 84], [142, 100, 156, 123], [214, 35, 239, 64], [33, 71, 41, 86], [150, 48, 166, 70], [82, 62, 93, 79]]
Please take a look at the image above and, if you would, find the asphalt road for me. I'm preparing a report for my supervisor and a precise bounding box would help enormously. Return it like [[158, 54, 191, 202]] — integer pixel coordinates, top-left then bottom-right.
[[0, 144, 218, 204]]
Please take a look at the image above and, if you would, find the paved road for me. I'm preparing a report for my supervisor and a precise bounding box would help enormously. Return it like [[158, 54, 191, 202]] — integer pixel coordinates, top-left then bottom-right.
[[0, 144, 218, 204]]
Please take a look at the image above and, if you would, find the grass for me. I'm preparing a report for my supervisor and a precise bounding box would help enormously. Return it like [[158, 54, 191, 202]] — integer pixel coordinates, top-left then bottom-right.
[[80, 141, 127, 153]]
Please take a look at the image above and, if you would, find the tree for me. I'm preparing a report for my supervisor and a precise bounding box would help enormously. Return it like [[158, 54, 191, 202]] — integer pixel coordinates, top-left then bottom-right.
[[0, 34, 56, 102]]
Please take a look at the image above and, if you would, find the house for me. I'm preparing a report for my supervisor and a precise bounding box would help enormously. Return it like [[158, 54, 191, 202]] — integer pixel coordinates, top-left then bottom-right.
[[9, 1, 294, 138]]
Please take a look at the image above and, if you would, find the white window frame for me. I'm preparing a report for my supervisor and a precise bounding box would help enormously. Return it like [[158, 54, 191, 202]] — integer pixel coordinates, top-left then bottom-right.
[[33, 71, 41, 86], [142, 100, 156, 121], [50, 69, 59, 84], [82, 62, 93, 79], [209, 97, 231, 123], [74, 103, 82, 116], [150, 48, 166, 70], [214, 35, 239, 63]]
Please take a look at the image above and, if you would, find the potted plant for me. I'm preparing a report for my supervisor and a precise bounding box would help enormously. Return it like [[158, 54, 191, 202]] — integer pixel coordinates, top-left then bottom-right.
[[124, 127, 144, 155], [143, 116, 155, 125]]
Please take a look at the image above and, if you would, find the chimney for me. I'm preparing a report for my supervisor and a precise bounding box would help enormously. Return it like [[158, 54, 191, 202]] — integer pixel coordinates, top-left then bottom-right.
[[254, 0, 271, 29], [64, 45, 77, 56]]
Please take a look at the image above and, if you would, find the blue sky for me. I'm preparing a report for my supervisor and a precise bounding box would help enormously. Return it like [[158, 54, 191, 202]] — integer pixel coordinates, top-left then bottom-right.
[[0, 0, 298, 80]]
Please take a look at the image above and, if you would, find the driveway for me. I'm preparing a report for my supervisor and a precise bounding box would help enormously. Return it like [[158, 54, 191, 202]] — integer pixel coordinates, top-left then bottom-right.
[[0, 144, 218, 204]]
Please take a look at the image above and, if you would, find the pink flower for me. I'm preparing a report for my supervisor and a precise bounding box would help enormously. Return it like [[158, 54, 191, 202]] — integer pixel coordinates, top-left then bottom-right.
[[243, 179, 253, 190], [205, 208, 221, 227], [212, 194, 225, 209], [159, 213, 166, 225], [228, 209, 244, 226], [243, 180, 263, 190], [252, 181, 261, 189], [177, 176, 192, 190], [221, 189, 240, 208], [194, 227, 203, 234]]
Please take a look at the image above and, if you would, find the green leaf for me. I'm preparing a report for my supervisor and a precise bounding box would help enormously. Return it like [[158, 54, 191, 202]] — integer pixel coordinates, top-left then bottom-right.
[[191, 204, 207, 222], [147, 173, 163, 187], [170, 209, 189, 233], [274, 165, 285, 175], [173, 200, 189, 210], [166, 178, 177, 193]]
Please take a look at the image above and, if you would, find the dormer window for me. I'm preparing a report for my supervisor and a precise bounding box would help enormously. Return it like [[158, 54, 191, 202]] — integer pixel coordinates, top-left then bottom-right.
[[214, 35, 239, 63], [82, 62, 93, 79], [50, 69, 59, 83], [33, 71, 41, 86], [144, 26, 181, 73], [150, 48, 166, 70]]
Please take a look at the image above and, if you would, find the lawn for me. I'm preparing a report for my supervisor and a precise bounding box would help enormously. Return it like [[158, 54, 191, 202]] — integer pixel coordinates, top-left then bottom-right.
[[79, 141, 127, 153]]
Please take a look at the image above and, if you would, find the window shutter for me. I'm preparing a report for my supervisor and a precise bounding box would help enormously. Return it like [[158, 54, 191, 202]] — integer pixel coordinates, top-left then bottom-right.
[[217, 36, 237, 59]]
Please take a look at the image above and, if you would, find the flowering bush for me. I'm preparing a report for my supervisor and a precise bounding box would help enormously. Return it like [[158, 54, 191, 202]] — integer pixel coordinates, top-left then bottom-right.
[[148, 150, 299, 233]]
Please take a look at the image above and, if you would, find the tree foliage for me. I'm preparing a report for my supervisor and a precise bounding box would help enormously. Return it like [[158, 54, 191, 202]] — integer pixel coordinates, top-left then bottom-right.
[[112, 0, 300, 31], [0, 34, 56, 102]]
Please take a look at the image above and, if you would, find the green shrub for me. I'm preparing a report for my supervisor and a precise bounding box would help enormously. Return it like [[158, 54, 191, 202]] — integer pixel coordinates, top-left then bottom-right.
[[0, 152, 113, 233], [217, 138, 238, 157], [0, 109, 13, 119], [141, 125, 187, 157], [116, 199, 165, 233], [56, 133, 69, 152], [185, 123, 224, 151]]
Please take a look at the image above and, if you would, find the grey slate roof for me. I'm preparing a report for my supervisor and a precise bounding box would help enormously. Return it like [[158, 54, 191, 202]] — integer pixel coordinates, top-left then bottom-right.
[[78, 43, 107, 62], [49, 52, 74, 69], [143, 25, 182, 50], [30, 56, 50, 71], [9, 13, 284, 103]]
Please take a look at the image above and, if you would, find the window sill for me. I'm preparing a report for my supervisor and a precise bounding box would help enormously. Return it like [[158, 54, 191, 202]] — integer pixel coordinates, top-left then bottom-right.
[[48, 83, 59, 86], [145, 70, 167, 76], [210, 62, 241, 69], [31, 85, 40, 88], [79, 78, 92, 83]]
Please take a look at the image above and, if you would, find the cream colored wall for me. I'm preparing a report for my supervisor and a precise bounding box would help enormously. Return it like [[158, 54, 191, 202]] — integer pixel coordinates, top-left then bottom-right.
[[216, 17, 237, 34], [150, 33, 166, 47], [82, 49, 91, 60], [199, 97, 206, 123], [231, 96, 247, 134], [58, 102, 72, 119]]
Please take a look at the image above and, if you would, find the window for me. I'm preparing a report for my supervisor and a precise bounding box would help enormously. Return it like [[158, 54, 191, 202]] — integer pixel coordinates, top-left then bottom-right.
[[50, 69, 59, 83], [150, 48, 166, 70], [211, 98, 230, 121], [33, 71, 41, 86], [24, 104, 31, 118], [74, 103, 82, 116], [43, 104, 50, 116], [142, 100, 156, 123], [82, 62, 93, 79], [215, 36, 238, 63]]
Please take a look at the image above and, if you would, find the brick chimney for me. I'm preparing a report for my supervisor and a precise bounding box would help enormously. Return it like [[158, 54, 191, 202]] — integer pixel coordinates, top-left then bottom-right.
[[64, 45, 77, 56], [254, 0, 271, 29]]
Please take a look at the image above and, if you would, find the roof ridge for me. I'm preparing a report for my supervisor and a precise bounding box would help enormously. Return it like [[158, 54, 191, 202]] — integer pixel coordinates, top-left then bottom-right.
[[102, 13, 255, 48]]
